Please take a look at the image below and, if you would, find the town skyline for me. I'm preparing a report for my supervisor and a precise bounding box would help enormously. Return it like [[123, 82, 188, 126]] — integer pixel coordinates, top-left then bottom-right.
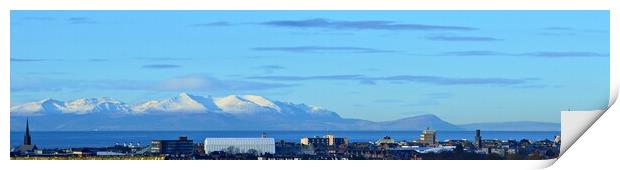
[[11, 118, 561, 160]]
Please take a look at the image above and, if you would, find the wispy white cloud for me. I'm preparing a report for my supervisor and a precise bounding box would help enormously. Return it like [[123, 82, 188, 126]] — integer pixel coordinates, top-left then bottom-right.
[[188, 21, 232, 27], [142, 64, 181, 69], [438, 51, 609, 58], [254, 65, 286, 74], [252, 46, 396, 53], [11, 74, 293, 92], [67, 17, 97, 24], [424, 35, 501, 41], [11, 58, 47, 62], [261, 18, 477, 31], [156, 74, 293, 91], [249, 74, 536, 86]]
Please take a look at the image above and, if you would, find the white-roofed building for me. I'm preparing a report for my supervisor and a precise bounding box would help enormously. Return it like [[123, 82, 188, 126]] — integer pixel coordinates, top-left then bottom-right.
[[204, 138, 275, 155]]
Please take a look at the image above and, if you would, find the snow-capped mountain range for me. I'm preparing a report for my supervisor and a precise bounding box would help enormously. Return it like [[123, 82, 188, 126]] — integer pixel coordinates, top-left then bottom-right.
[[10, 93, 338, 118], [9, 93, 559, 131], [10, 97, 132, 115]]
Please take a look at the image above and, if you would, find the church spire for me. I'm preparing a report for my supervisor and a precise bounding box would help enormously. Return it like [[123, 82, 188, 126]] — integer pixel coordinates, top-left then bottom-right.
[[24, 117, 31, 145]]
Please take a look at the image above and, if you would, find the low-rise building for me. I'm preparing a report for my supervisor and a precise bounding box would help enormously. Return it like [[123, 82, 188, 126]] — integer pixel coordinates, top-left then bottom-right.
[[71, 148, 96, 157], [150, 136, 194, 156], [419, 127, 437, 146], [204, 138, 275, 155], [490, 148, 506, 157], [300, 134, 348, 147]]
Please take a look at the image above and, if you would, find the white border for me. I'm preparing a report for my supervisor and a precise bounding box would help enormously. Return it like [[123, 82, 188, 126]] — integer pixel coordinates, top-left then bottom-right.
[[0, 0, 616, 170], [0, 0, 613, 10]]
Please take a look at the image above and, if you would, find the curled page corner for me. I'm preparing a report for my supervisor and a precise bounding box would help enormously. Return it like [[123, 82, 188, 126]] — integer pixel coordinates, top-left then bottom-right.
[[560, 109, 606, 156], [536, 109, 609, 169]]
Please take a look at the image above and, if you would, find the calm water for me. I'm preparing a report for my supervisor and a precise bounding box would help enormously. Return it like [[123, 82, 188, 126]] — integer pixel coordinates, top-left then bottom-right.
[[10, 131, 560, 149]]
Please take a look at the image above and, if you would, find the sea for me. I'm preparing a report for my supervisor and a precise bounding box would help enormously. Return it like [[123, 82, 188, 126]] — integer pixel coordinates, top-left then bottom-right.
[[10, 131, 560, 149]]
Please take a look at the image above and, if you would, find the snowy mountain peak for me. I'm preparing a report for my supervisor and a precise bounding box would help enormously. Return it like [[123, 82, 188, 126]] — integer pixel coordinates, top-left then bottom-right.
[[177, 92, 193, 99], [11, 97, 131, 115], [11, 98, 64, 115], [131, 92, 221, 114], [11, 93, 340, 119], [66, 97, 122, 105], [39, 98, 60, 103], [64, 97, 130, 114], [214, 95, 278, 114], [241, 95, 281, 111]]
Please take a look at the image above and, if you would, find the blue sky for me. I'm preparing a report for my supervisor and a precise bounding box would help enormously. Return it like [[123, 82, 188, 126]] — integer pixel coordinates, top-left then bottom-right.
[[10, 11, 609, 124]]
